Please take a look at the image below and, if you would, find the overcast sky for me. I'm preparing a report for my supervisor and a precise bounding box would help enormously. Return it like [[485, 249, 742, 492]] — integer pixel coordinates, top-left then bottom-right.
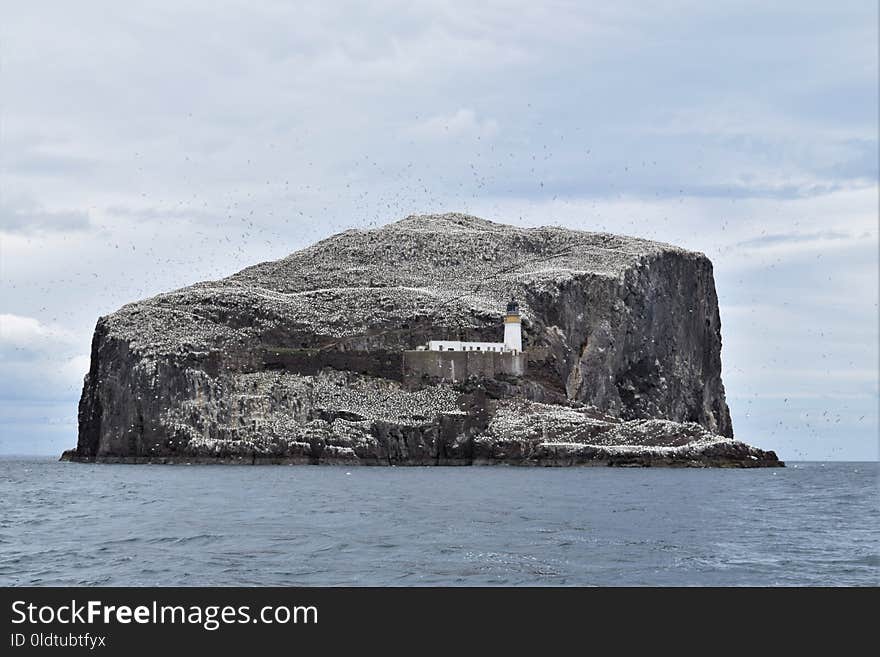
[[1, 1, 877, 459]]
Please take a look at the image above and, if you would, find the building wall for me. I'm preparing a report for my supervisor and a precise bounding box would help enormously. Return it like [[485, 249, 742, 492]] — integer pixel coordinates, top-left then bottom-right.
[[403, 349, 527, 382], [427, 340, 508, 353]]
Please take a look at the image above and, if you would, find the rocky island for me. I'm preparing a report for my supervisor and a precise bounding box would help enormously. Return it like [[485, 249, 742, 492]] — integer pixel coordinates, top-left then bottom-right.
[[63, 213, 782, 467]]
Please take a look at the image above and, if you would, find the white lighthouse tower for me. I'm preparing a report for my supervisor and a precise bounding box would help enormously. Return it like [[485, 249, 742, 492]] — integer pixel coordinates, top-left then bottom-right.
[[503, 299, 522, 353]]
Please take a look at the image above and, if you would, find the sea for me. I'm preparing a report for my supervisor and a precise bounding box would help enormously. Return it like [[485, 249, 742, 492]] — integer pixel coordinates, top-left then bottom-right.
[[0, 458, 876, 586]]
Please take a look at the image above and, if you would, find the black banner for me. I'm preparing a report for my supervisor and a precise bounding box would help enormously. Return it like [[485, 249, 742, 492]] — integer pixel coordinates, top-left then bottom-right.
[[0, 587, 875, 652]]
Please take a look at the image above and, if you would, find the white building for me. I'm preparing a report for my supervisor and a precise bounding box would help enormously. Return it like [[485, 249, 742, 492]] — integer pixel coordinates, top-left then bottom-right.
[[424, 300, 523, 354]]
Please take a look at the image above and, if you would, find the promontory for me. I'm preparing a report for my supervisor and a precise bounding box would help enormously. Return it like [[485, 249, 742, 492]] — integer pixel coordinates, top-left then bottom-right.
[[63, 213, 783, 467]]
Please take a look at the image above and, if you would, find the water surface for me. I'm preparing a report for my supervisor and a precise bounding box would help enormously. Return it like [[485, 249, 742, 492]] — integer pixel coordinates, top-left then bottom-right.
[[1, 459, 876, 586]]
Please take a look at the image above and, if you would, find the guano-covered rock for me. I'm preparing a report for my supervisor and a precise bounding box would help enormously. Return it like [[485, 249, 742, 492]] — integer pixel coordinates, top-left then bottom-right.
[[68, 213, 782, 467]]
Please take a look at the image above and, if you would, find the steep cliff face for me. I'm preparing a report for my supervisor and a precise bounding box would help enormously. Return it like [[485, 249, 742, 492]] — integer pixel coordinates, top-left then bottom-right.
[[70, 213, 777, 466]]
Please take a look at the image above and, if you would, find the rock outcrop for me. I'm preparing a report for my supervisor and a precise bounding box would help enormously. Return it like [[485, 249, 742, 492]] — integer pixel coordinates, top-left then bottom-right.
[[68, 213, 782, 467]]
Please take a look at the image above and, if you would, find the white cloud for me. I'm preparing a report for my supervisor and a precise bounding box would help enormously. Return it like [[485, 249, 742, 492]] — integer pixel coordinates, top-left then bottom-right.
[[0, 315, 89, 403], [0, 314, 78, 350], [647, 100, 875, 142], [0, 199, 92, 234], [406, 109, 500, 141]]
